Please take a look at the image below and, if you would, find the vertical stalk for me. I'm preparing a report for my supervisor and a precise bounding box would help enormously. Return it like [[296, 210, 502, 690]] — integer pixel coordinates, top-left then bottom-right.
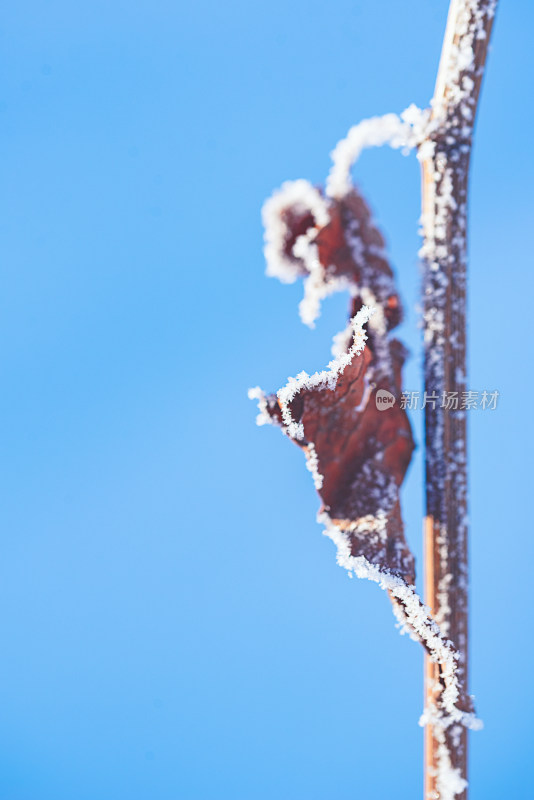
[[420, 2, 496, 798], [422, 145, 471, 800]]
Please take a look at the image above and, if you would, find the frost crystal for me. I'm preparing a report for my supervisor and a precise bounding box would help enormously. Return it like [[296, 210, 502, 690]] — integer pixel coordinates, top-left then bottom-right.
[[326, 106, 430, 199]]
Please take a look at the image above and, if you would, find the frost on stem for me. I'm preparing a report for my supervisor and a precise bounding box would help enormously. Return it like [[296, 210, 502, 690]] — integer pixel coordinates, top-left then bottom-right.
[[326, 105, 429, 200], [252, 172, 479, 745], [416, 3, 498, 797]]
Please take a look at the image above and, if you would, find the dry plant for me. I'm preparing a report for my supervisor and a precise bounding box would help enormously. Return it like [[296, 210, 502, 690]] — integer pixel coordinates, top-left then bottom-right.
[[249, 2, 497, 797]]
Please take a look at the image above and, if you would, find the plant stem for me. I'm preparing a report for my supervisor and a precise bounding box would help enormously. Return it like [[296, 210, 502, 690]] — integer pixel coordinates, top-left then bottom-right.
[[420, 2, 496, 797]]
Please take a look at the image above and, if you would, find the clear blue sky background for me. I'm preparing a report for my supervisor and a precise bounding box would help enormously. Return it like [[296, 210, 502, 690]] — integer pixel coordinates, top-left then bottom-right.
[[0, 2, 532, 799]]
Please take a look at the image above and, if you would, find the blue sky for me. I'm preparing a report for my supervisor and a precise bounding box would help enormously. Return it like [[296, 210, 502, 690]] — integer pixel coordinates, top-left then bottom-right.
[[0, 2, 532, 798]]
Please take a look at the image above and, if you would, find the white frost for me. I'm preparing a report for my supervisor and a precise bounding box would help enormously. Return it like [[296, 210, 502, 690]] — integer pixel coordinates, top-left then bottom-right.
[[304, 442, 324, 490], [262, 179, 329, 284], [326, 106, 429, 199], [320, 510, 482, 735], [276, 305, 374, 440], [247, 386, 273, 428]]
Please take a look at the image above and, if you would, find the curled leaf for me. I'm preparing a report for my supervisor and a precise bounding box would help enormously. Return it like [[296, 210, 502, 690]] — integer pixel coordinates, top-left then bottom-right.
[[252, 177, 478, 735]]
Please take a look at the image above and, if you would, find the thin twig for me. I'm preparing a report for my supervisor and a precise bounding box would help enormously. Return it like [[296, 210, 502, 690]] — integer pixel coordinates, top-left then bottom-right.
[[420, 2, 497, 798]]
